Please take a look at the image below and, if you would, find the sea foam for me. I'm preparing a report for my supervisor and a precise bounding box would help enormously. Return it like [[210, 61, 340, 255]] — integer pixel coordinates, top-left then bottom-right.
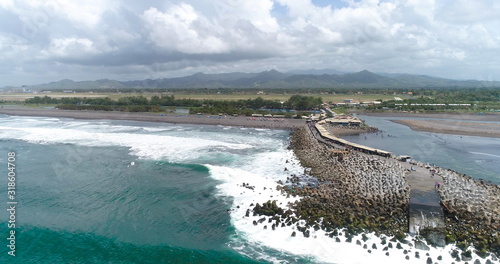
[[0, 116, 491, 263]]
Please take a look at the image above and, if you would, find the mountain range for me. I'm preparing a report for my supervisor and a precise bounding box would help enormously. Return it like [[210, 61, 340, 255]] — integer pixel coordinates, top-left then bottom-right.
[[5, 70, 498, 90]]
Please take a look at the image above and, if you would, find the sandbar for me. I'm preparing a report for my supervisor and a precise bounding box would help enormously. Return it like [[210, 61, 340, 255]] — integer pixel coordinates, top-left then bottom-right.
[[392, 119, 500, 138]]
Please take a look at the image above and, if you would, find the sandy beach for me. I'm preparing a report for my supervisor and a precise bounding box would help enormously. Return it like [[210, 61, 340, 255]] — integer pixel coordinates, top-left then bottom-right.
[[362, 112, 500, 122], [0, 105, 305, 130], [392, 119, 500, 138]]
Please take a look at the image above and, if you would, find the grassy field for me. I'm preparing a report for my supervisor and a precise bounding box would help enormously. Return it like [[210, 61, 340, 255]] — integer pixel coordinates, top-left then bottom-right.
[[0, 92, 396, 103], [0, 93, 108, 102]]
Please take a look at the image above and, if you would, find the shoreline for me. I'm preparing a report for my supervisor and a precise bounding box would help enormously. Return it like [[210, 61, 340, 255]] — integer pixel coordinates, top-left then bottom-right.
[[359, 111, 500, 122], [0, 106, 305, 130], [391, 119, 500, 138]]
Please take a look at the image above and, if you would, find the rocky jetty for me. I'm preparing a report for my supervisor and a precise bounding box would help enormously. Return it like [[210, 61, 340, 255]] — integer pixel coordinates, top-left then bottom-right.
[[435, 167, 500, 256], [247, 124, 499, 260], [286, 126, 411, 236]]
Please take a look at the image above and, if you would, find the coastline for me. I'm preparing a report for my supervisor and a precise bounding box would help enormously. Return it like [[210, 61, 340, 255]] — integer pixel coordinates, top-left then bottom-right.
[[360, 111, 500, 122], [0, 105, 305, 130], [3, 105, 499, 261], [391, 119, 500, 138]]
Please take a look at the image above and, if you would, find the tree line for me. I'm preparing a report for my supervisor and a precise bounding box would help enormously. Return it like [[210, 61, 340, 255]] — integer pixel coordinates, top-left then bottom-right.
[[24, 95, 323, 114]]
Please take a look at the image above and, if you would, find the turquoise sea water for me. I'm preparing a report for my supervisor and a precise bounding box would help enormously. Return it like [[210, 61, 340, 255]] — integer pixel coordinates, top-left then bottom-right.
[[0, 115, 317, 263], [0, 115, 498, 263]]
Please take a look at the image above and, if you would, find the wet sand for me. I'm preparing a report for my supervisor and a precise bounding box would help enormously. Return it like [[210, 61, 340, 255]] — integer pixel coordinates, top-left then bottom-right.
[[0, 106, 305, 130], [392, 119, 500, 138], [362, 112, 500, 122]]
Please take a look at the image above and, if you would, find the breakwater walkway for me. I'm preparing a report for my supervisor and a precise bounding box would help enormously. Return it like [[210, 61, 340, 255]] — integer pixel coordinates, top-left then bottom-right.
[[310, 122, 445, 245], [401, 162, 446, 246]]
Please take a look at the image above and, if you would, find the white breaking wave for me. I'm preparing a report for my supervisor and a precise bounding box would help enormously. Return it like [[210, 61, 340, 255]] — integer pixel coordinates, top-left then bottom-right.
[[0, 117, 254, 162], [0, 115, 488, 263]]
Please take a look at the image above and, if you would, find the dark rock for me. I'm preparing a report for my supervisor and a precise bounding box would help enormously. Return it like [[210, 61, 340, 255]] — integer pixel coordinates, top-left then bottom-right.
[[253, 220, 257, 226], [363, 244, 367, 249], [415, 240, 430, 251], [437, 255, 442, 260], [291, 231, 296, 237], [258, 217, 266, 224], [385, 252, 389, 256], [383, 246, 388, 251], [264, 225, 267, 229], [303, 230, 310, 238], [356, 240, 361, 245], [372, 243, 377, 250], [415, 251, 420, 259], [335, 237, 341, 243], [426, 257, 432, 264], [405, 255, 410, 260], [473, 259, 481, 264], [462, 250, 473, 261], [403, 250, 408, 254]]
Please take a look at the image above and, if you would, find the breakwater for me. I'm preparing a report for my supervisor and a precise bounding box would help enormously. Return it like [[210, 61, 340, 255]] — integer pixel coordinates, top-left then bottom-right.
[[316, 121, 447, 247], [435, 167, 500, 257], [288, 125, 410, 236], [280, 124, 500, 259]]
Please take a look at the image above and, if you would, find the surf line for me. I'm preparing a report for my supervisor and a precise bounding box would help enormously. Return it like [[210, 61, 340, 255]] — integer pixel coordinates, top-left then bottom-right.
[[7, 151, 17, 257]]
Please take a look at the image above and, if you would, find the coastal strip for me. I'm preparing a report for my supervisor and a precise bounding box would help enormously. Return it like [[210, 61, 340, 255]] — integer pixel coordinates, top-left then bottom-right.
[[392, 119, 500, 138], [362, 112, 500, 122], [0, 106, 305, 130]]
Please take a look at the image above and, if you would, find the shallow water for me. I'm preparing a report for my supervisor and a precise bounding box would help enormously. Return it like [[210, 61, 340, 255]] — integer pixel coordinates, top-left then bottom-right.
[[343, 115, 500, 184]]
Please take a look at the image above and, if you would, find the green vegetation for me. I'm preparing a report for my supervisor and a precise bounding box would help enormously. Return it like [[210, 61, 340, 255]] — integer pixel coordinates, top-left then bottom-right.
[[12, 87, 499, 114], [366, 88, 500, 112], [24, 94, 323, 115]]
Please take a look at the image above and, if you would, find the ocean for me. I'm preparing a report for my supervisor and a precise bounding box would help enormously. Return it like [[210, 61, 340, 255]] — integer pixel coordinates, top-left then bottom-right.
[[0, 115, 497, 263]]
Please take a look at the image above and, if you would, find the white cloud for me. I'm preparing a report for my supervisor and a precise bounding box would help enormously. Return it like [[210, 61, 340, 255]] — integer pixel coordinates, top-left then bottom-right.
[[54, 0, 118, 28], [142, 5, 230, 54], [0, 0, 500, 86]]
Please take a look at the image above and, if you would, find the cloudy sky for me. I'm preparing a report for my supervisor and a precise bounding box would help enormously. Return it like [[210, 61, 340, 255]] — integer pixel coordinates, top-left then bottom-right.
[[1, 0, 499, 86]]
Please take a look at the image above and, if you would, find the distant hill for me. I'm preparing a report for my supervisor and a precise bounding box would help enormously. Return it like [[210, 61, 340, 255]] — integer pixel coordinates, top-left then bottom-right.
[[8, 70, 499, 90]]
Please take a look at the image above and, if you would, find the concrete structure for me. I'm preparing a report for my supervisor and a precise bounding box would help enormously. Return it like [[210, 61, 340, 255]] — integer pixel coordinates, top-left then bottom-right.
[[314, 122, 392, 157]]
